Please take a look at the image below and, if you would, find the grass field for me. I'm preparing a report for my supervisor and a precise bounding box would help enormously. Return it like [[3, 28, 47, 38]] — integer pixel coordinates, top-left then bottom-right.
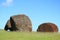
[[0, 30, 60, 40]]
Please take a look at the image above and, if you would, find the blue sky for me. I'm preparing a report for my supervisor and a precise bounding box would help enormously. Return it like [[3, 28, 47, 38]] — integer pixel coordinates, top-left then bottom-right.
[[0, 0, 60, 32]]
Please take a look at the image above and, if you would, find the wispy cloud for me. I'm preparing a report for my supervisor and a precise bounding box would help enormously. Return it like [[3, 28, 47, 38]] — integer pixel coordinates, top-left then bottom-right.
[[1, 0, 13, 6]]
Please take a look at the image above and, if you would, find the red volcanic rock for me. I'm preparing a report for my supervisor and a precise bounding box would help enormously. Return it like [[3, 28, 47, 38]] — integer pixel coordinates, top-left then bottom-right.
[[37, 23, 58, 32], [4, 14, 32, 32]]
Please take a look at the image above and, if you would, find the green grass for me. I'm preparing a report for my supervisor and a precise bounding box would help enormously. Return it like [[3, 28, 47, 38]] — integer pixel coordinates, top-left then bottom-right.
[[0, 30, 60, 40]]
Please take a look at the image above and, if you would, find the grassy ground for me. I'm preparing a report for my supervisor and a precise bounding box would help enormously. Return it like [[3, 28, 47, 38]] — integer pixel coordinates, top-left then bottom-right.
[[0, 30, 60, 40]]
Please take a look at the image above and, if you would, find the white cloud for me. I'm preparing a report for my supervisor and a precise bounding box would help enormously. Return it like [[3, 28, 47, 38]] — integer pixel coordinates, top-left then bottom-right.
[[1, 0, 13, 6]]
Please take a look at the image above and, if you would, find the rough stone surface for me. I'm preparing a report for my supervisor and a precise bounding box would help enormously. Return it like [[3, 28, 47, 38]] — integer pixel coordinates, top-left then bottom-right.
[[37, 23, 58, 32], [4, 14, 32, 32]]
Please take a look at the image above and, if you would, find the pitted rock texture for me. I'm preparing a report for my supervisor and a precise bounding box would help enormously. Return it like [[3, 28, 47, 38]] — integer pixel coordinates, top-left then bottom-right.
[[4, 14, 32, 32], [37, 23, 58, 32]]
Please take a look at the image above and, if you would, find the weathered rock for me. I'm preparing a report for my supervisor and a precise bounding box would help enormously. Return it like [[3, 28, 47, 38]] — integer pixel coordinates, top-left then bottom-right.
[[37, 23, 58, 32], [4, 14, 32, 32]]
